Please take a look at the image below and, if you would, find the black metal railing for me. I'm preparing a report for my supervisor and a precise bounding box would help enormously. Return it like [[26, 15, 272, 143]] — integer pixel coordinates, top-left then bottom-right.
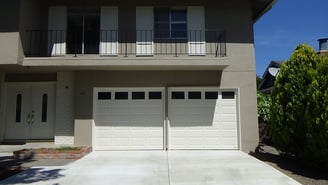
[[24, 29, 226, 57]]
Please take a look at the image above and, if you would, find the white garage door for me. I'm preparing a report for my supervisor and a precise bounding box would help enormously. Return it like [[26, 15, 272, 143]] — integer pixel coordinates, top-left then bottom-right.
[[93, 88, 164, 150], [168, 88, 238, 149]]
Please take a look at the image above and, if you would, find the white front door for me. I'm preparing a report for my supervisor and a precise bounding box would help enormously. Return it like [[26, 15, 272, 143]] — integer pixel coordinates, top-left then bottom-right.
[[4, 83, 56, 140]]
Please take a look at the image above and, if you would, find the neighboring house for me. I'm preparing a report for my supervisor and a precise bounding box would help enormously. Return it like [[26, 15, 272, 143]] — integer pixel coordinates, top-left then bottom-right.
[[318, 38, 328, 57], [259, 38, 328, 94], [258, 61, 283, 93], [0, 0, 276, 152]]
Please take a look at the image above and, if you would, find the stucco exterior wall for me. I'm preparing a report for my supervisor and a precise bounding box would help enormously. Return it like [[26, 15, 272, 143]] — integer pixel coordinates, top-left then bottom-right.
[[0, 1, 21, 65], [54, 72, 75, 144], [0, 73, 5, 141]]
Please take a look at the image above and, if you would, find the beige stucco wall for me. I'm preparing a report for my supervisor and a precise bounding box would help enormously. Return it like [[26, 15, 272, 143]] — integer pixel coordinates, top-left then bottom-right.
[[54, 72, 75, 144], [0, 0, 21, 64], [74, 119, 93, 146], [0, 72, 5, 141]]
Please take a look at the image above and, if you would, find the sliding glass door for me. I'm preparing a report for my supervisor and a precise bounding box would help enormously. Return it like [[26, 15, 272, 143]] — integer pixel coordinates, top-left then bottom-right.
[[67, 8, 100, 54]]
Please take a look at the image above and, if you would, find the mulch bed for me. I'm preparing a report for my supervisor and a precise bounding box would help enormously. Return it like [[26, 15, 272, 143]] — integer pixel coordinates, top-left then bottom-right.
[[250, 144, 328, 185], [13, 146, 92, 160]]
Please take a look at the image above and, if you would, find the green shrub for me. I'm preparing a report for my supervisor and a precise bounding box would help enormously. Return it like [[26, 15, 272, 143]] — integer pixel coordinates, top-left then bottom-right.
[[257, 92, 272, 143], [257, 92, 272, 122], [270, 44, 328, 168]]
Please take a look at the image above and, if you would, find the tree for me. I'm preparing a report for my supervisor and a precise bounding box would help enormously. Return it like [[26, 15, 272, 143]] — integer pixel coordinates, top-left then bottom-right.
[[270, 44, 328, 168]]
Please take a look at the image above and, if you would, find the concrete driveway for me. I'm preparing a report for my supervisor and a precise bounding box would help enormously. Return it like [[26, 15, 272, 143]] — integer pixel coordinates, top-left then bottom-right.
[[0, 151, 301, 185]]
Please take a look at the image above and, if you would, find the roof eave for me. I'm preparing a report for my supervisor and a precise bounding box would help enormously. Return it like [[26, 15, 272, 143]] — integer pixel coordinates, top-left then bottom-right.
[[253, 0, 277, 23]]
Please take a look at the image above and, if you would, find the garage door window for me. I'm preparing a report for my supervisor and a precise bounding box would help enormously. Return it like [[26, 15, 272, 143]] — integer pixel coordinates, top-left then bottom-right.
[[115, 92, 128, 100], [149, 92, 162, 99], [188, 91, 201, 99], [172, 91, 185, 99], [222, 92, 235, 99], [98, 92, 111, 100], [205, 91, 218, 99], [132, 92, 145, 100]]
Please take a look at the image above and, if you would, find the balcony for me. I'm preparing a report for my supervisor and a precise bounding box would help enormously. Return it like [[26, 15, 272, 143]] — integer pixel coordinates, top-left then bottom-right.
[[24, 30, 226, 58]]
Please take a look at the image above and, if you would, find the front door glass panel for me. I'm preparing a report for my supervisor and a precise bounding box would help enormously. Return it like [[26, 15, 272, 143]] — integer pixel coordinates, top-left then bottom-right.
[[15, 94, 22, 123]]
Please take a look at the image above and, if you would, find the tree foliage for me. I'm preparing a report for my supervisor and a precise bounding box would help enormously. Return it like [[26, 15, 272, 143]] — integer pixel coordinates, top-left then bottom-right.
[[270, 44, 328, 168], [257, 92, 271, 122]]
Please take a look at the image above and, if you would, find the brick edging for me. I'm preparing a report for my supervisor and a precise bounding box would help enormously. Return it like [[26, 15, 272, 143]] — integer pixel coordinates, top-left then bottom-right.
[[13, 146, 92, 160]]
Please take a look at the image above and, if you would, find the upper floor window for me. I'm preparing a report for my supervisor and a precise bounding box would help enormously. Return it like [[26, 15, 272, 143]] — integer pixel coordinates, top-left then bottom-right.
[[154, 8, 187, 39], [67, 8, 100, 55]]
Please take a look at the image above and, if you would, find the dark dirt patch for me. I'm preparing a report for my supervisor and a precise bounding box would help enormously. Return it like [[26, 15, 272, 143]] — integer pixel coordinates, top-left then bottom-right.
[[250, 144, 328, 185]]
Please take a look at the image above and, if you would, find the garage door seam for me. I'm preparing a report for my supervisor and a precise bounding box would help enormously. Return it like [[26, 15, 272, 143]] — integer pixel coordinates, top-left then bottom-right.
[[166, 151, 171, 185]]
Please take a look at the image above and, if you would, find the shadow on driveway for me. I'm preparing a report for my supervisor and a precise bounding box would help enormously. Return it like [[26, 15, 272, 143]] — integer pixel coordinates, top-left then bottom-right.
[[0, 168, 64, 185], [250, 144, 328, 181]]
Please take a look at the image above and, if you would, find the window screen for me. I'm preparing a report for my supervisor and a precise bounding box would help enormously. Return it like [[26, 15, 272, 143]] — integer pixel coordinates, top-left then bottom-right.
[[149, 92, 162, 99], [205, 92, 218, 99], [222, 91, 235, 99], [188, 91, 201, 99], [98, 92, 111, 100], [172, 91, 185, 99], [132, 92, 145, 100], [115, 92, 129, 100]]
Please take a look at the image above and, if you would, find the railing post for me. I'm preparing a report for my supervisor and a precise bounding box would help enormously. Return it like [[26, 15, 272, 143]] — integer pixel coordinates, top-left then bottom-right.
[[124, 31, 128, 57], [175, 37, 178, 57]]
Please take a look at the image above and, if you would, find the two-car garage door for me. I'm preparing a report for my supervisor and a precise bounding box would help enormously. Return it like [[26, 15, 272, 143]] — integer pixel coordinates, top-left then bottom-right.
[[93, 87, 238, 150]]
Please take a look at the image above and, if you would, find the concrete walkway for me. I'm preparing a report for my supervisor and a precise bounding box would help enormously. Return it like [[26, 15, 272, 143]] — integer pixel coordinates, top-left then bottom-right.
[[0, 151, 301, 185]]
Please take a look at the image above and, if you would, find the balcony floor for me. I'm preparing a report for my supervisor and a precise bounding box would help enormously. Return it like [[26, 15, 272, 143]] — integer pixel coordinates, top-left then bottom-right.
[[22, 55, 229, 70]]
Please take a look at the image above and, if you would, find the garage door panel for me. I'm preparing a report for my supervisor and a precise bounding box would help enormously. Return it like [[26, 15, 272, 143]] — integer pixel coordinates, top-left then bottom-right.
[[94, 88, 164, 150], [169, 114, 215, 123], [169, 88, 238, 150], [222, 123, 237, 130]]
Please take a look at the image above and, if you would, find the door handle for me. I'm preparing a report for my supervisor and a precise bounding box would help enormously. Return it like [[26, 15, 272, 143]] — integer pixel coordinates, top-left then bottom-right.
[[30, 110, 35, 124], [27, 113, 31, 124]]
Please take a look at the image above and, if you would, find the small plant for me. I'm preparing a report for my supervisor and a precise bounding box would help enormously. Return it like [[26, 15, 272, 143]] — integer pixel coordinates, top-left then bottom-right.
[[257, 92, 272, 122], [257, 92, 272, 143]]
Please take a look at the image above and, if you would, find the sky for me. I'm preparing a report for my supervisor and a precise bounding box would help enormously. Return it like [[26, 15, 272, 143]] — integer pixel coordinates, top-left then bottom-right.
[[254, 0, 328, 76]]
